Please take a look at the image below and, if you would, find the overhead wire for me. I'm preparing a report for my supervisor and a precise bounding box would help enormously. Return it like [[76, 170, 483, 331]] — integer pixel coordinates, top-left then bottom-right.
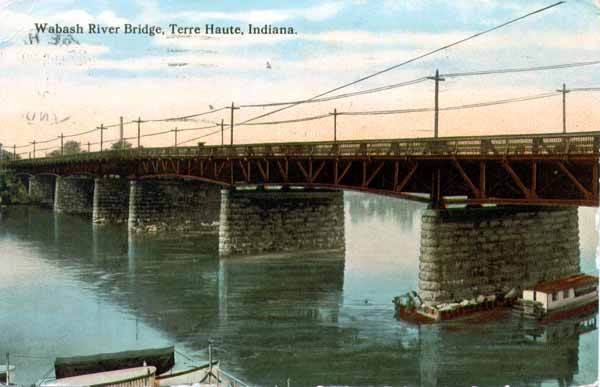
[[235, 1, 566, 126]]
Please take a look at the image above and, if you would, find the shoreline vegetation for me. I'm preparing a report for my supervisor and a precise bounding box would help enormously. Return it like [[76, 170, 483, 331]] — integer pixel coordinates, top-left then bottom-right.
[[0, 170, 29, 206]]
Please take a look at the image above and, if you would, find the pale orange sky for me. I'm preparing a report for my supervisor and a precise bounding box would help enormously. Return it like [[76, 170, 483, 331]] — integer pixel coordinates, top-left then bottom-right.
[[1, 0, 599, 155]]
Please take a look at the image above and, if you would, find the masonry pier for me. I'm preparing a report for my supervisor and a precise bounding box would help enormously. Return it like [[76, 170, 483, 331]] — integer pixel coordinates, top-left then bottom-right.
[[54, 176, 95, 215], [419, 206, 580, 303], [92, 177, 130, 224], [219, 189, 345, 257], [128, 179, 221, 233], [28, 175, 56, 207]]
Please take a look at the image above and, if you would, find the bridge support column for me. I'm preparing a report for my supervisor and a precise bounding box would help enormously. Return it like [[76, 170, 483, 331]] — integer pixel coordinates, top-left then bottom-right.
[[219, 189, 345, 257], [128, 180, 221, 234], [28, 175, 56, 207], [419, 206, 580, 304], [54, 176, 94, 215], [93, 178, 130, 224]]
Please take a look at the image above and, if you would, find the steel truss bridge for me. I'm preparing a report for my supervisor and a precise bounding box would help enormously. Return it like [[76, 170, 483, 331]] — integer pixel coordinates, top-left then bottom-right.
[[4, 131, 600, 207]]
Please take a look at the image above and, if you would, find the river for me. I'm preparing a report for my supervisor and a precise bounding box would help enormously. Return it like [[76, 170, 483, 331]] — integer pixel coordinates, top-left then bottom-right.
[[0, 193, 598, 386]]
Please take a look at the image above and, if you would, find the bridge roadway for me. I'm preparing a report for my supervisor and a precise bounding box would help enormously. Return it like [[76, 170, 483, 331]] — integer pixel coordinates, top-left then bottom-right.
[[4, 131, 600, 207]]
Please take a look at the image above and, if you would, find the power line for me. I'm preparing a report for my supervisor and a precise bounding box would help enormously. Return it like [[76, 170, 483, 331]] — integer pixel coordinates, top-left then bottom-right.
[[178, 128, 223, 145], [143, 107, 227, 123], [242, 113, 330, 126], [338, 91, 561, 116], [442, 60, 600, 78], [235, 1, 565, 126], [239, 78, 429, 108]]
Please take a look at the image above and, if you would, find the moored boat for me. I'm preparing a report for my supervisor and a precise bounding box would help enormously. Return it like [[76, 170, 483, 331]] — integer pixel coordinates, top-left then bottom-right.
[[155, 360, 219, 386], [54, 346, 174, 379], [0, 365, 15, 384], [41, 365, 156, 387], [516, 274, 598, 321]]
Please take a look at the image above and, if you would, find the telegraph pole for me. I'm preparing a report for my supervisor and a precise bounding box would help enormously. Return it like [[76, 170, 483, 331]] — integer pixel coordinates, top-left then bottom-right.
[[332, 108, 338, 141], [119, 116, 124, 149], [137, 117, 142, 148], [228, 102, 239, 145], [556, 83, 570, 133], [427, 69, 445, 138], [98, 124, 105, 151], [87, 142, 91, 153], [31, 140, 36, 159], [13, 145, 16, 160], [174, 127, 178, 147], [60, 133, 64, 156], [220, 119, 224, 147]]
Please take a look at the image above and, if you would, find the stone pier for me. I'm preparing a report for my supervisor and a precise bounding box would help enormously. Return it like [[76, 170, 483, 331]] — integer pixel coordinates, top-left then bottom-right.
[[419, 206, 580, 303], [54, 176, 95, 215], [29, 175, 56, 207], [93, 178, 130, 224], [219, 189, 345, 257], [128, 179, 221, 233]]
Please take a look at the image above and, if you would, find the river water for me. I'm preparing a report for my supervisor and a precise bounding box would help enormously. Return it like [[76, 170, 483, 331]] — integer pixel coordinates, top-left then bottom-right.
[[0, 193, 598, 387]]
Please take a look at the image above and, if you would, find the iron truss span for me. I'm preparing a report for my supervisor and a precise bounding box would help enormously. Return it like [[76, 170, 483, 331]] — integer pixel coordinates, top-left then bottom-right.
[[5, 131, 600, 207]]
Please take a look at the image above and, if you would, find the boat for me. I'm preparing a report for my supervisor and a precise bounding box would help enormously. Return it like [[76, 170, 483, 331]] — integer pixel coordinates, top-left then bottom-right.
[[41, 366, 156, 387], [155, 360, 219, 386], [0, 365, 15, 384], [516, 274, 598, 321], [54, 346, 174, 379]]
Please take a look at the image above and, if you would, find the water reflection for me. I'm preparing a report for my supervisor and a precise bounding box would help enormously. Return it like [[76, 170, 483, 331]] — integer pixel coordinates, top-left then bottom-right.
[[0, 196, 598, 386]]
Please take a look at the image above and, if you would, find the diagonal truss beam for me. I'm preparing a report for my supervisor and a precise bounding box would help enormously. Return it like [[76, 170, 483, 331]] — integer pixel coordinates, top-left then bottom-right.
[[395, 163, 418, 192], [501, 160, 536, 199], [555, 160, 592, 199], [452, 159, 480, 198]]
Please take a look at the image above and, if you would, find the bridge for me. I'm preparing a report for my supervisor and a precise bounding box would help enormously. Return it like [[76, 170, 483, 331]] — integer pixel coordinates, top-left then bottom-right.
[[2, 130, 598, 305], [4, 131, 600, 207]]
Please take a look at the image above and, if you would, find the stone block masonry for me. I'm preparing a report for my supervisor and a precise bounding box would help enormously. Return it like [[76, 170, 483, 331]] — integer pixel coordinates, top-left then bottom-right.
[[54, 176, 94, 215], [128, 179, 221, 234], [219, 189, 345, 257], [419, 206, 580, 303], [93, 178, 130, 224], [29, 175, 56, 207]]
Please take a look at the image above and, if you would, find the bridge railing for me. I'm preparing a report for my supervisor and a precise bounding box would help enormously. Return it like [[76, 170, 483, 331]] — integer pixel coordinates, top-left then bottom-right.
[[3, 131, 599, 166], [197, 131, 600, 158]]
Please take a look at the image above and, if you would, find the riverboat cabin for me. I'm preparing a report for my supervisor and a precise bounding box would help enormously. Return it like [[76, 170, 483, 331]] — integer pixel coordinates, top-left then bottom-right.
[[522, 274, 598, 312]]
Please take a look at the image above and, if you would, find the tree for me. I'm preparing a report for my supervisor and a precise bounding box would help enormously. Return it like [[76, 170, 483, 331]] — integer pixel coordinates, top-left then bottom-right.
[[111, 139, 133, 150], [64, 140, 81, 155], [46, 141, 81, 157], [0, 171, 29, 205], [0, 148, 18, 161]]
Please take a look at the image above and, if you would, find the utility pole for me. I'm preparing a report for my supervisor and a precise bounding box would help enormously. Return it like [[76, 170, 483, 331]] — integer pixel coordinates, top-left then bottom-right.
[[32, 140, 36, 159], [332, 108, 338, 141], [228, 102, 239, 145], [87, 142, 91, 153], [220, 119, 224, 147], [427, 69, 445, 138], [556, 83, 570, 134], [60, 133, 64, 156], [13, 145, 16, 160], [173, 127, 178, 147], [98, 124, 105, 151], [119, 116, 124, 149], [137, 117, 142, 148]]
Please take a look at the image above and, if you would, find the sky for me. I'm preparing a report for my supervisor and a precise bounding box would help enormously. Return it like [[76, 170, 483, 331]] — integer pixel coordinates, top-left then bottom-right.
[[0, 0, 599, 155]]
